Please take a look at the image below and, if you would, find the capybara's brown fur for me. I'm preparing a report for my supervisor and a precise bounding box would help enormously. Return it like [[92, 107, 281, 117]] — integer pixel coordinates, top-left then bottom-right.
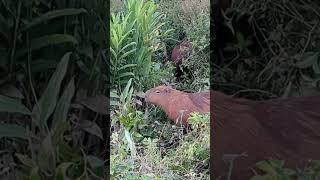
[[171, 40, 192, 79], [171, 40, 192, 66], [145, 85, 209, 127], [212, 91, 320, 179], [146, 85, 320, 179]]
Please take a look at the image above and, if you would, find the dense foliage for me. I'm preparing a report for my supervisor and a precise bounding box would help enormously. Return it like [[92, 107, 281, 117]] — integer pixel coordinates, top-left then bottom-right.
[[0, 0, 107, 179], [110, 0, 210, 179], [214, 0, 320, 99]]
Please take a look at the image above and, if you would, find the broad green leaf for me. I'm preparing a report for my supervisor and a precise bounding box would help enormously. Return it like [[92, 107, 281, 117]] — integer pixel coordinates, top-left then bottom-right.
[[0, 95, 31, 114], [16, 35, 78, 58], [21, 8, 87, 32], [0, 124, 27, 139], [52, 77, 75, 129], [32, 52, 71, 128]]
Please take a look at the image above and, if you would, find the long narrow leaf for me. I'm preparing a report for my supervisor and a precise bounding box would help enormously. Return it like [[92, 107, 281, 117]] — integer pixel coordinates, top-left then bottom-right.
[[52, 77, 75, 128], [16, 35, 78, 58], [120, 78, 132, 103], [21, 8, 87, 32], [124, 129, 136, 158], [118, 64, 137, 71], [0, 95, 31, 114], [118, 72, 135, 78], [118, 48, 136, 60], [120, 42, 136, 52], [32, 52, 71, 127], [0, 124, 28, 139]]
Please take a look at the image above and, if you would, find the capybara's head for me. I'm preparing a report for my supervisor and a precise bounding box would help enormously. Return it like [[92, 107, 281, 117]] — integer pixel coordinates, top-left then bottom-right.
[[171, 40, 192, 65], [145, 85, 177, 107]]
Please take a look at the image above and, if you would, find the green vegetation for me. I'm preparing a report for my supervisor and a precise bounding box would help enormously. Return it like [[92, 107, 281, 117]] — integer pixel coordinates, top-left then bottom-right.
[[214, 0, 320, 99], [0, 0, 107, 179], [110, 0, 210, 179], [251, 160, 320, 180], [216, 0, 320, 179]]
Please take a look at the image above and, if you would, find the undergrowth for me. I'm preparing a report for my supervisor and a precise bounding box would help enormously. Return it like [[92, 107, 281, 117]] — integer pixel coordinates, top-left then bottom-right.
[[214, 0, 320, 99]]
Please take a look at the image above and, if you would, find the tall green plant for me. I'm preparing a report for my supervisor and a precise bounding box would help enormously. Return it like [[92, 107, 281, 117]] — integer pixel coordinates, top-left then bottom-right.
[[110, 0, 172, 91], [0, 52, 104, 179]]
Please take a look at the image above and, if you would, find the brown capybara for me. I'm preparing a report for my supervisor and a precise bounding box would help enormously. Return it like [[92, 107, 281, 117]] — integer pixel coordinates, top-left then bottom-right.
[[212, 91, 320, 179], [171, 40, 192, 66], [145, 85, 209, 127], [171, 40, 192, 79], [145, 85, 320, 179]]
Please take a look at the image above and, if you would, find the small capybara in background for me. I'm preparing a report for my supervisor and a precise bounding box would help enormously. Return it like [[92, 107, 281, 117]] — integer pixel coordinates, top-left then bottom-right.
[[145, 85, 210, 127], [171, 40, 193, 80]]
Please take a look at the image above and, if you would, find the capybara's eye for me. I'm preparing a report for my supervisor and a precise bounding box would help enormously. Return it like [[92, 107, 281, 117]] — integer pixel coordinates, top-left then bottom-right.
[[155, 90, 160, 94]]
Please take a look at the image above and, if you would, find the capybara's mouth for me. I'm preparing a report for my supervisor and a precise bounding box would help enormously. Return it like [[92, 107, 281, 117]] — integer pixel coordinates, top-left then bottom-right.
[[141, 91, 148, 102]]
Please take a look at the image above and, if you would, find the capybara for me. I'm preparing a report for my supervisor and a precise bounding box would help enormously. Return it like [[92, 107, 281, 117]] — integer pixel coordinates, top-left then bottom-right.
[[145, 85, 320, 179], [171, 40, 192, 79], [212, 91, 320, 179], [145, 85, 209, 127]]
